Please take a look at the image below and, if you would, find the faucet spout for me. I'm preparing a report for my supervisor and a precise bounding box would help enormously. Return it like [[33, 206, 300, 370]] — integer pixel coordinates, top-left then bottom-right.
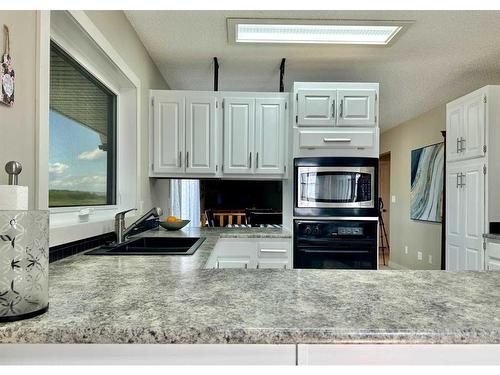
[[115, 207, 163, 244]]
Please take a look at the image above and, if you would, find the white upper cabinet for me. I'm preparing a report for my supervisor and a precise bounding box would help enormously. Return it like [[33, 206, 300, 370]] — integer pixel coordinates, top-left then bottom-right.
[[152, 93, 185, 174], [446, 90, 485, 162], [255, 98, 286, 174], [463, 93, 485, 160], [185, 95, 217, 174], [446, 104, 464, 162], [337, 89, 377, 127], [297, 90, 336, 126], [223, 97, 255, 174]]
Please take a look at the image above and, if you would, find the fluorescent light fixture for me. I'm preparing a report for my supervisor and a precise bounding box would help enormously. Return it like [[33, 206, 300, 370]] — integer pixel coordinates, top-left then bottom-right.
[[228, 19, 412, 46]]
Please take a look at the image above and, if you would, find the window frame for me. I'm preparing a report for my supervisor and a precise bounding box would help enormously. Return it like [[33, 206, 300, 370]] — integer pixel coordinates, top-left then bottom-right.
[[49, 41, 118, 208]]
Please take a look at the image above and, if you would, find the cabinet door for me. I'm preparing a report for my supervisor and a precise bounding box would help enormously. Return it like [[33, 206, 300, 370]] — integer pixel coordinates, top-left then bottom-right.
[[297, 90, 336, 126], [216, 258, 250, 269], [223, 98, 255, 174], [152, 94, 185, 173], [446, 104, 464, 162], [446, 164, 463, 271], [462, 93, 485, 160], [257, 260, 288, 269], [255, 98, 286, 175], [462, 161, 485, 270], [185, 95, 217, 174], [337, 89, 376, 127]]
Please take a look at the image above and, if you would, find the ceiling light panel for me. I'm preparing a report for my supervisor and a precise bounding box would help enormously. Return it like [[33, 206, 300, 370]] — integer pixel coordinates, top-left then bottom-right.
[[228, 19, 412, 46]]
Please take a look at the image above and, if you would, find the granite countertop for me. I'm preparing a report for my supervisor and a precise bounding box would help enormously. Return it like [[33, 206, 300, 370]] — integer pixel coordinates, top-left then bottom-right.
[[1, 227, 500, 345]]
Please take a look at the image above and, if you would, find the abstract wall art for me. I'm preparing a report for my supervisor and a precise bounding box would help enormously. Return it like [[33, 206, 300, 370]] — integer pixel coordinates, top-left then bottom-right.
[[410, 142, 444, 222]]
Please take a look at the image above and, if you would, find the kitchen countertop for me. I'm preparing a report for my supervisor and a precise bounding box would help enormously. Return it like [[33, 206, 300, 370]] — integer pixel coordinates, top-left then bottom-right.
[[1, 227, 500, 345]]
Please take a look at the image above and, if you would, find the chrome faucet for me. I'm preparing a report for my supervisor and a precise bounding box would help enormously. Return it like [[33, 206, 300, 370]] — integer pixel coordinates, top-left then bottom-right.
[[114, 207, 163, 244]]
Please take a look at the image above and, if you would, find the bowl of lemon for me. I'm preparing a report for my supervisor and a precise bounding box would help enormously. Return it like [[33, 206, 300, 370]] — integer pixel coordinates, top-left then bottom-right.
[[159, 216, 190, 231]]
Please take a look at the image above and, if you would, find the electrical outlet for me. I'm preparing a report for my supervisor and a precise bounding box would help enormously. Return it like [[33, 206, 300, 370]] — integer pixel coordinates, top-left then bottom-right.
[[404, 246, 408, 255], [391, 195, 396, 203], [417, 251, 423, 261], [428, 255, 433, 264]]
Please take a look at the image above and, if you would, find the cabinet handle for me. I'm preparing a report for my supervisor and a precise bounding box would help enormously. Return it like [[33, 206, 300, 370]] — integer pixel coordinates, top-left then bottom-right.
[[323, 138, 352, 143], [256, 152, 259, 169], [260, 248, 287, 253], [456, 138, 460, 153], [340, 100, 343, 118], [186, 151, 189, 167], [332, 101, 335, 118], [249, 152, 252, 169], [456, 173, 460, 188], [461, 173, 466, 187], [178, 151, 182, 167]]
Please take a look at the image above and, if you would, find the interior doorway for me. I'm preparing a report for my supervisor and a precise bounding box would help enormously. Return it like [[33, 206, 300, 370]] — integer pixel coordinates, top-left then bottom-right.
[[379, 152, 391, 266]]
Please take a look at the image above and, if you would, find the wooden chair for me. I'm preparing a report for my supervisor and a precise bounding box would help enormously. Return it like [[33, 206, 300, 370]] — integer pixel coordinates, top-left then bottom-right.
[[205, 209, 216, 227], [246, 209, 282, 227]]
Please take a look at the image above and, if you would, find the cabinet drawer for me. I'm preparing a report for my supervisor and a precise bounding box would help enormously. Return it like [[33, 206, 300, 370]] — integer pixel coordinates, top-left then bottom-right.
[[298, 129, 375, 149], [216, 257, 250, 269]]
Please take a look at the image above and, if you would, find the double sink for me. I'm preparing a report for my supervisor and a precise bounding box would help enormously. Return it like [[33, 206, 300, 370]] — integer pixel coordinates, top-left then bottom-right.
[[86, 236, 205, 256]]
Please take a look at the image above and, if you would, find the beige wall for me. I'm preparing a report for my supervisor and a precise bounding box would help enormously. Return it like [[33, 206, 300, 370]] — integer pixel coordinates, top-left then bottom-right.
[[84, 11, 169, 210], [380, 105, 445, 270], [0, 11, 38, 208]]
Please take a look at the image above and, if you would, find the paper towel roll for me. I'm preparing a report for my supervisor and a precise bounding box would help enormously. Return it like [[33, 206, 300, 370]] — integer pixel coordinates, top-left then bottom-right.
[[0, 185, 28, 210]]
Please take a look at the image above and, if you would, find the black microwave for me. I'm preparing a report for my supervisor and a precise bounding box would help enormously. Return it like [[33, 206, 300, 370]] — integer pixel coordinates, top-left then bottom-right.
[[294, 157, 379, 217]]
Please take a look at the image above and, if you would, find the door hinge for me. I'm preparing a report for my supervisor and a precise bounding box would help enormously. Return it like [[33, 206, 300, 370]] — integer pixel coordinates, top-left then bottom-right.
[[216, 165, 218, 172], [151, 97, 154, 106], [483, 241, 487, 251], [483, 145, 487, 153], [295, 115, 298, 123], [484, 95, 487, 104], [221, 165, 224, 172], [296, 93, 298, 101]]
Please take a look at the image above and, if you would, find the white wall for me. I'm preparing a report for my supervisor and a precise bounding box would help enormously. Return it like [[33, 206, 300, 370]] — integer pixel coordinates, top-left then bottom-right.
[[0, 11, 38, 209]]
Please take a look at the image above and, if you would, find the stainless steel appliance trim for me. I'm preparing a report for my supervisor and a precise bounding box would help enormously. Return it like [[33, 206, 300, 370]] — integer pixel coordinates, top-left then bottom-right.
[[297, 166, 375, 209], [294, 216, 379, 221]]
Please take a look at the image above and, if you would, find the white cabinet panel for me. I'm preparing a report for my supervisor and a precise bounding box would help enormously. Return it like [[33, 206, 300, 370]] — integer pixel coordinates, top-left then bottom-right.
[[298, 128, 375, 149], [486, 241, 500, 270], [446, 164, 462, 271], [216, 258, 250, 269], [337, 89, 376, 127], [185, 95, 217, 174], [463, 161, 484, 270], [297, 90, 336, 126], [463, 93, 485, 160], [257, 260, 288, 269], [223, 98, 254, 174], [255, 98, 285, 174], [153, 95, 184, 173], [446, 104, 463, 162], [487, 257, 500, 270]]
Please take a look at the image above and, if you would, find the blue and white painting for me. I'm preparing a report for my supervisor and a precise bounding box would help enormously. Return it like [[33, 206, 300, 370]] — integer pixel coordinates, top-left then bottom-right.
[[410, 142, 444, 222]]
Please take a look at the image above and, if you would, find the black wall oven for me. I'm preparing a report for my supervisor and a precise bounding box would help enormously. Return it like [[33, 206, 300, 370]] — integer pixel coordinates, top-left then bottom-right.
[[294, 157, 379, 217], [294, 219, 378, 269]]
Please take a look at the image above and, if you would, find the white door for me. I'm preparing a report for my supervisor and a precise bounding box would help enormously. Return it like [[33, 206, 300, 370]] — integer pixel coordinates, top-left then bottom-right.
[[337, 89, 376, 127], [446, 104, 464, 162], [446, 164, 463, 271], [462, 160, 485, 270], [223, 98, 255, 174], [297, 90, 336, 126], [255, 98, 285, 175], [185, 95, 217, 174], [152, 93, 185, 174], [462, 93, 485, 161]]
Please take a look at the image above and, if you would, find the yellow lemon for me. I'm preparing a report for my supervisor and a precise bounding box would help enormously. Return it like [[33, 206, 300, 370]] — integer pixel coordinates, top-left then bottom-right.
[[166, 216, 177, 223]]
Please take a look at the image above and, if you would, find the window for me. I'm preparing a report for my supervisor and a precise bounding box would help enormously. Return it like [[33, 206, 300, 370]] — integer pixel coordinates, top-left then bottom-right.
[[49, 42, 117, 207], [170, 180, 200, 227]]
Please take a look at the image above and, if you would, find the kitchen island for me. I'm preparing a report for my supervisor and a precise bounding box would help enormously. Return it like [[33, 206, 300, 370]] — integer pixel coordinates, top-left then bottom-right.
[[1, 227, 500, 365]]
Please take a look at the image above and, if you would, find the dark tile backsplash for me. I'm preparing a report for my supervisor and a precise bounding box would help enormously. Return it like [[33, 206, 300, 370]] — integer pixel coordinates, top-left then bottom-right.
[[49, 218, 159, 263], [490, 222, 500, 235]]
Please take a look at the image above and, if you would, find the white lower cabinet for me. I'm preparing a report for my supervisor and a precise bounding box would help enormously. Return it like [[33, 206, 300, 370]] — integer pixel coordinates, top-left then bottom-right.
[[486, 239, 500, 270], [297, 344, 500, 365], [205, 238, 292, 269]]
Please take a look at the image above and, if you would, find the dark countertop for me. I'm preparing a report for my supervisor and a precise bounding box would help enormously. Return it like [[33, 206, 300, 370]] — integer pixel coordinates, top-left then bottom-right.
[[1, 227, 500, 345]]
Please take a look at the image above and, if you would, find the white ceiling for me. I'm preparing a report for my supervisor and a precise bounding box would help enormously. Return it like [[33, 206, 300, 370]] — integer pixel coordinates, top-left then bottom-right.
[[125, 10, 500, 130]]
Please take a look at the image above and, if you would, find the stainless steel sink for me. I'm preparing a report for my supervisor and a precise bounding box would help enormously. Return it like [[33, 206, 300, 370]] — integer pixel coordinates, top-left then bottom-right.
[[85, 237, 205, 256]]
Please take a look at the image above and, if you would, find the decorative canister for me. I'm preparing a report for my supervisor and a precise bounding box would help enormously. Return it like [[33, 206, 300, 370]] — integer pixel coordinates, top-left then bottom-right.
[[0, 210, 49, 322]]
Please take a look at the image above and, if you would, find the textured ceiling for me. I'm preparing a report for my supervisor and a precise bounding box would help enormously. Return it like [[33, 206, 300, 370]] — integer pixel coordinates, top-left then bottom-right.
[[125, 10, 500, 130]]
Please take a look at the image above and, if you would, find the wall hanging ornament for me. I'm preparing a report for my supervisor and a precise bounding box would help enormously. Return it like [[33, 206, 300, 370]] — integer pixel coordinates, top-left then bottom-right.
[[1, 25, 14, 106]]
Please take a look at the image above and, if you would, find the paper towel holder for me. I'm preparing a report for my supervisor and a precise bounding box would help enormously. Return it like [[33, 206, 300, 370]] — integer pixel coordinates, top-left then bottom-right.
[[5, 161, 22, 185]]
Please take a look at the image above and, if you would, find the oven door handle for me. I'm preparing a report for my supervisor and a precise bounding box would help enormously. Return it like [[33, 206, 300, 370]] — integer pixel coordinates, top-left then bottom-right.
[[298, 248, 370, 254]]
